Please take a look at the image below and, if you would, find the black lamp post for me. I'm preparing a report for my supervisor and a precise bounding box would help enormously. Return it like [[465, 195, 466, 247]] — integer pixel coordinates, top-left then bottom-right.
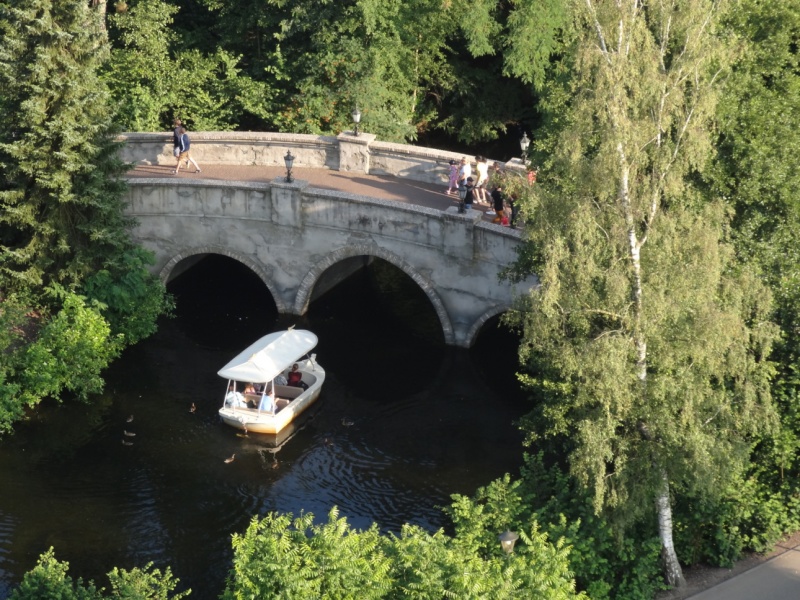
[[352, 106, 362, 137], [519, 133, 530, 162], [284, 150, 294, 183], [498, 530, 519, 556]]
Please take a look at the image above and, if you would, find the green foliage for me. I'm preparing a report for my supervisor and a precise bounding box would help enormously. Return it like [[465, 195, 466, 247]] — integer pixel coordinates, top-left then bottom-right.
[[223, 506, 585, 599], [0, 0, 122, 289], [709, 0, 800, 350], [103, 0, 180, 131], [259, 0, 454, 142], [101, 0, 571, 143], [10, 548, 189, 600], [673, 461, 800, 566], [106, 562, 190, 599], [0, 294, 33, 433], [449, 460, 665, 600], [103, 0, 274, 132], [701, 0, 800, 561], [504, 0, 781, 586], [0, 0, 170, 433], [18, 291, 120, 404], [0, 292, 121, 434], [10, 548, 103, 600], [81, 246, 172, 345], [223, 508, 393, 599]]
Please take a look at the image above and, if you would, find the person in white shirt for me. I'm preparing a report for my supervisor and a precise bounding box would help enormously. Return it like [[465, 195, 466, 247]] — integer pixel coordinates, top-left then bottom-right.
[[474, 155, 489, 204], [457, 157, 472, 188], [225, 384, 247, 408]]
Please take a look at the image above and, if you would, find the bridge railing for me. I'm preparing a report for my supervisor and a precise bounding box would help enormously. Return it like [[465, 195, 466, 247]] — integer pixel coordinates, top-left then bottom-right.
[[118, 131, 527, 186]]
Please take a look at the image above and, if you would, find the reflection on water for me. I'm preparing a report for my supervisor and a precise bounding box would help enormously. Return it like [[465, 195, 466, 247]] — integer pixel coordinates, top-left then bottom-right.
[[0, 255, 529, 599]]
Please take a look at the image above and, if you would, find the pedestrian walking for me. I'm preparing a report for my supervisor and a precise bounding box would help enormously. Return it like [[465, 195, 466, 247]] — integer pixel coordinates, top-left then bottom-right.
[[489, 185, 505, 223], [172, 118, 190, 170], [173, 126, 201, 174], [172, 118, 182, 158], [446, 159, 459, 195], [475, 155, 489, 204], [457, 157, 472, 187], [506, 193, 519, 228]]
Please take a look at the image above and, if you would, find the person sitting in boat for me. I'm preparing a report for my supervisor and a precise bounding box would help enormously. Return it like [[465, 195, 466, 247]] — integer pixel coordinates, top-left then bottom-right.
[[225, 384, 247, 408], [287, 364, 309, 390], [258, 385, 276, 413], [243, 383, 260, 408], [274, 373, 288, 386]]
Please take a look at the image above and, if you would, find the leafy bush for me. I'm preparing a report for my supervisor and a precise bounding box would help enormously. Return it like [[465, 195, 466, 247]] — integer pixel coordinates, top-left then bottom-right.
[[10, 547, 188, 600], [222, 507, 586, 599], [81, 247, 173, 346], [448, 455, 666, 600]]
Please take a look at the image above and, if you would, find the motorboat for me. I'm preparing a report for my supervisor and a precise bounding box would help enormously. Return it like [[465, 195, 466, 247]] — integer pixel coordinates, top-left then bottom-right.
[[218, 328, 325, 435]]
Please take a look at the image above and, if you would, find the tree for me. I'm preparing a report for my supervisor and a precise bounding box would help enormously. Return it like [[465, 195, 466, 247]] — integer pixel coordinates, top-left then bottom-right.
[[703, 0, 800, 554], [102, 0, 273, 132], [0, 0, 170, 432], [506, 0, 778, 587], [0, 0, 127, 289]]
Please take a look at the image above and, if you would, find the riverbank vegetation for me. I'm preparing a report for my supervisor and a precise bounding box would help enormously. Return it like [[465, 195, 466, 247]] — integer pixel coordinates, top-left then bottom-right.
[[3, 0, 799, 598], [0, 0, 171, 434]]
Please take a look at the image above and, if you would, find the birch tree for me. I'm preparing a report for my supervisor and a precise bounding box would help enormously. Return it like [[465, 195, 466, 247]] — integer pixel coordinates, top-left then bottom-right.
[[507, 0, 778, 587]]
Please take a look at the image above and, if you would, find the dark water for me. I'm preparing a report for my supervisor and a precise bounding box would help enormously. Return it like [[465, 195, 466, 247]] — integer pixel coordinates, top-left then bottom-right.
[[0, 255, 529, 599]]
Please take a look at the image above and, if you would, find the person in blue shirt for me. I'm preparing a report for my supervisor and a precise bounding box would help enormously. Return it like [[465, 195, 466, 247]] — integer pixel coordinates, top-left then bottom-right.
[[259, 386, 276, 413], [172, 126, 201, 174]]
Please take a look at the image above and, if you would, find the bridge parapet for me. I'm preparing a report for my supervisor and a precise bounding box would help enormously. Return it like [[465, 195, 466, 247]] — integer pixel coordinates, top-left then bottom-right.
[[119, 132, 527, 187]]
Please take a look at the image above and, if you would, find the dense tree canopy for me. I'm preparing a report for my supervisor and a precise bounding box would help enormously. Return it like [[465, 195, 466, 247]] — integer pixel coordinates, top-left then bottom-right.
[[0, 0, 170, 433], [505, 0, 779, 587], [96, 0, 570, 143]]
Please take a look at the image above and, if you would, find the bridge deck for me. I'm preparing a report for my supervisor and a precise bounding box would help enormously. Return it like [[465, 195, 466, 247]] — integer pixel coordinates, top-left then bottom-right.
[[128, 164, 501, 221]]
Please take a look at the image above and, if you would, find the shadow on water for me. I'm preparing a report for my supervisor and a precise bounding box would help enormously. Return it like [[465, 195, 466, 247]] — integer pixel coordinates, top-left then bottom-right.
[[0, 254, 530, 599]]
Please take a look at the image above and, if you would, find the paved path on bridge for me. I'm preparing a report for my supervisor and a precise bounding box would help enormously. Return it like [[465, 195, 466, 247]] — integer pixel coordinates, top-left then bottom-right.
[[128, 163, 503, 222]]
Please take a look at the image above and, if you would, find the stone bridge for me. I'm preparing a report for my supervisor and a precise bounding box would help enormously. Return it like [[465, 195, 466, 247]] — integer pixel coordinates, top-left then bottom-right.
[[121, 132, 535, 347]]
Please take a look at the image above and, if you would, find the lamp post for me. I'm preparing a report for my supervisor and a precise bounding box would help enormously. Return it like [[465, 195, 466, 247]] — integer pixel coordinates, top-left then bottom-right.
[[519, 133, 530, 163], [284, 150, 294, 183], [351, 106, 362, 137], [457, 181, 467, 213], [498, 530, 519, 556]]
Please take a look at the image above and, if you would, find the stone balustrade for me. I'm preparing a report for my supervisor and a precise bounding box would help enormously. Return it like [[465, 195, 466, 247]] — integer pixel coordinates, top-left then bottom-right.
[[118, 131, 528, 185]]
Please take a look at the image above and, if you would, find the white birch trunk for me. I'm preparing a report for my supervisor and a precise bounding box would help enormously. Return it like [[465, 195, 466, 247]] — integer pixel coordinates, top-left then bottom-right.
[[619, 142, 686, 587], [657, 475, 687, 587]]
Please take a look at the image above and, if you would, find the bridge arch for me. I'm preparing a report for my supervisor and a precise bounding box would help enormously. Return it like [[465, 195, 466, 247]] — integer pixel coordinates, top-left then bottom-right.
[[464, 305, 513, 348], [159, 245, 288, 313], [293, 244, 455, 345]]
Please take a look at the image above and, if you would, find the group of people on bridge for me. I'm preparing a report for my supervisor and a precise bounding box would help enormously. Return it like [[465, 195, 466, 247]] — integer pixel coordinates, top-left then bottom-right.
[[446, 155, 521, 227]]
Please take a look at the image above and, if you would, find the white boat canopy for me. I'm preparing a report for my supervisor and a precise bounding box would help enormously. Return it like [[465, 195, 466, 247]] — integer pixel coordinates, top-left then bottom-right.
[[217, 329, 318, 383]]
